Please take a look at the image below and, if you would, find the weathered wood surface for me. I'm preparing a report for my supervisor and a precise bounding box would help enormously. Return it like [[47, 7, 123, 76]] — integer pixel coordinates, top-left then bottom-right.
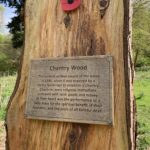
[[6, 0, 135, 150]]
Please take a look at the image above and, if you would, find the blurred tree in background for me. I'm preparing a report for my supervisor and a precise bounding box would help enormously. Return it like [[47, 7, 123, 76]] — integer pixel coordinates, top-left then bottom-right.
[[133, 0, 150, 68], [0, 34, 21, 73], [0, 0, 24, 48], [0, 4, 22, 73]]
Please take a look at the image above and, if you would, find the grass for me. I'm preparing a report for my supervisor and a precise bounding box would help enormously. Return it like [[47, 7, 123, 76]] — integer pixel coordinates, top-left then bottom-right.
[[0, 74, 17, 120], [135, 70, 150, 150], [0, 71, 150, 149]]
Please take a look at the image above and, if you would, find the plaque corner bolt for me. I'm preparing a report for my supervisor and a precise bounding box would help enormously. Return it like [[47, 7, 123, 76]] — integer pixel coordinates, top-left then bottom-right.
[[108, 121, 113, 126]]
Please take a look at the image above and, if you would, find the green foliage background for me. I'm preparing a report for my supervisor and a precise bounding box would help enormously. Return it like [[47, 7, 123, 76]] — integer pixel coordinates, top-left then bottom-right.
[[0, 34, 22, 73], [135, 71, 150, 150], [133, 0, 150, 68]]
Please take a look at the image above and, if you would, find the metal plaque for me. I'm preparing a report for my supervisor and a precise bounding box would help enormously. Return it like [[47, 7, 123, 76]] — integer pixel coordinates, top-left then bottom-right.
[[25, 56, 114, 125]]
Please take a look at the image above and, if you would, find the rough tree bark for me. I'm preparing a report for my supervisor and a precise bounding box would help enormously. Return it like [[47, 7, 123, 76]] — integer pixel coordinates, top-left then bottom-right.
[[6, 0, 136, 149]]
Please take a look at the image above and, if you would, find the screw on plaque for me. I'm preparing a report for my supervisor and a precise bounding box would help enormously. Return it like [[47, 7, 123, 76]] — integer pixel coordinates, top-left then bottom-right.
[[61, 0, 81, 11]]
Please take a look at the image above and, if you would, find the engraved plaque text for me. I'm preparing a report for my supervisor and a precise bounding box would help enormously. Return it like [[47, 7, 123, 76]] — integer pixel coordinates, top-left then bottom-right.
[[25, 56, 113, 125]]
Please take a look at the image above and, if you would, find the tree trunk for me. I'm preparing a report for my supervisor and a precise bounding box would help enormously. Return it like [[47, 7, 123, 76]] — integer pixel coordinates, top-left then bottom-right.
[[6, 0, 136, 150]]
